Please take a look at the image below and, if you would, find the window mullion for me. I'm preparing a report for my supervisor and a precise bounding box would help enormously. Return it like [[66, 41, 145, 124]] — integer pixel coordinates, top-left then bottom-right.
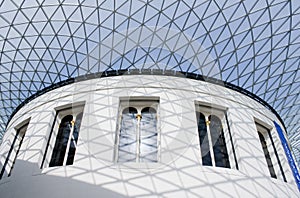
[[136, 114, 141, 162]]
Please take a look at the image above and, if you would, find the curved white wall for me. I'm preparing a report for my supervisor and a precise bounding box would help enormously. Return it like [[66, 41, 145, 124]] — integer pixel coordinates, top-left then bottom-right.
[[0, 75, 298, 197]]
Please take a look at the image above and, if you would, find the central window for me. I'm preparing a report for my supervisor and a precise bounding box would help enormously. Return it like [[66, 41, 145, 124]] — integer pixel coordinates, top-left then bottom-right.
[[115, 99, 159, 163]]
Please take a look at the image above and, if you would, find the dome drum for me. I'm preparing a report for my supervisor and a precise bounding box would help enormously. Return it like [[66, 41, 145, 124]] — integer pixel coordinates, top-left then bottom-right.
[[0, 75, 298, 197]]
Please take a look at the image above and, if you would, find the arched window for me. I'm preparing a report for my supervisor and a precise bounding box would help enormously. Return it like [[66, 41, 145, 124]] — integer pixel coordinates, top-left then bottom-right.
[[117, 100, 159, 163], [0, 120, 29, 179], [256, 122, 287, 182], [50, 115, 73, 167], [195, 105, 235, 169], [39, 105, 85, 168], [40, 104, 84, 168]]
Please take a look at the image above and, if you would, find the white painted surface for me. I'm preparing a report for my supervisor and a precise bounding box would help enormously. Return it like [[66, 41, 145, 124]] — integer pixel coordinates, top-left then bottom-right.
[[0, 75, 298, 197]]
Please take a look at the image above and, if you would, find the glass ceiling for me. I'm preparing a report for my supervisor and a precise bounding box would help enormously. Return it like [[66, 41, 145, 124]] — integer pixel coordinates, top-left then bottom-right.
[[0, 0, 299, 165]]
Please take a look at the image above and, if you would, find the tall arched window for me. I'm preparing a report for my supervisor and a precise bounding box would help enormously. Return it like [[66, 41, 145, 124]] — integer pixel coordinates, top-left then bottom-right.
[[0, 120, 30, 179], [256, 122, 287, 182], [41, 104, 84, 168], [50, 115, 73, 167], [196, 105, 236, 169], [117, 100, 159, 163]]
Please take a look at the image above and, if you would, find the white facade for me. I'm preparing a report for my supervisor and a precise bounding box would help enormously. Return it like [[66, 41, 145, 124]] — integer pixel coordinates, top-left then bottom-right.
[[0, 75, 298, 197]]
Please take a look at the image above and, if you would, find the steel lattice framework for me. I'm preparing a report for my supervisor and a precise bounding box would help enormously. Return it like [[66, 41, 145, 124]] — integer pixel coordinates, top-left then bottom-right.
[[0, 0, 299, 165]]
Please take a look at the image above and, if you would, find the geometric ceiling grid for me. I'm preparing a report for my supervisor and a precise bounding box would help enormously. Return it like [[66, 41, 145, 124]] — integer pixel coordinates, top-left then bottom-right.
[[0, 0, 299, 165]]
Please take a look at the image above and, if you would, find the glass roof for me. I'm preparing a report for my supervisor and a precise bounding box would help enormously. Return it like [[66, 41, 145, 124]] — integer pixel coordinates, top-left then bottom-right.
[[0, 0, 299, 165]]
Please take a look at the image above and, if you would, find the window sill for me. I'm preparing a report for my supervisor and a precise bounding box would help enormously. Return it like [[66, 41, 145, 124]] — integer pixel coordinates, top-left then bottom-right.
[[113, 162, 161, 171]]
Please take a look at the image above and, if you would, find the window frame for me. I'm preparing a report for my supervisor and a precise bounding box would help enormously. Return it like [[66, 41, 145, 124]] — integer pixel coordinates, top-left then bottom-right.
[[195, 104, 237, 169], [114, 98, 160, 163], [255, 122, 287, 182], [0, 118, 30, 179], [41, 104, 84, 168]]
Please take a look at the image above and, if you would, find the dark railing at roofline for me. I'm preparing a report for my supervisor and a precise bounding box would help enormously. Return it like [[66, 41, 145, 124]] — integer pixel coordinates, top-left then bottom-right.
[[6, 69, 287, 133]]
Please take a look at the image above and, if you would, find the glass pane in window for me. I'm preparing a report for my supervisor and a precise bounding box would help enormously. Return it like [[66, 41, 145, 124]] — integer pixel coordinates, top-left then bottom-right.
[[140, 107, 157, 162], [118, 107, 137, 162], [258, 132, 277, 178], [50, 115, 73, 167], [197, 112, 212, 166], [66, 112, 83, 165], [209, 115, 230, 168]]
